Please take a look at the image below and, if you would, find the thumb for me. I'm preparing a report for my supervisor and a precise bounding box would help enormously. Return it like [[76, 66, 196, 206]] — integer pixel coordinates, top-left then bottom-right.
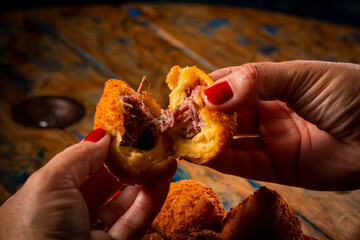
[[204, 60, 360, 140], [41, 128, 110, 188]]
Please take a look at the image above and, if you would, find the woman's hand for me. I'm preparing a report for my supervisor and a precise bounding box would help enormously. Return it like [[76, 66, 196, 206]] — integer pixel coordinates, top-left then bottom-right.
[[204, 60, 360, 191], [0, 128, 177, 240]]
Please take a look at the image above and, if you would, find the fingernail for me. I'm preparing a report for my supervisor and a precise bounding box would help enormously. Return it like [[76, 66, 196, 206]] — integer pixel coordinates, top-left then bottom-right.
[[204, 81, 234, 105], [84, 128, 106, 142], [303, 235, 318, 240]]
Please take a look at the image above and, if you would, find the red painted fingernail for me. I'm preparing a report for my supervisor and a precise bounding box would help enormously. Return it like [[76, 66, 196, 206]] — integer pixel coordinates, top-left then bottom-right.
[[303, 235, 318, 240], [84, 128, 106, 142], [204, 81, 234, 105]]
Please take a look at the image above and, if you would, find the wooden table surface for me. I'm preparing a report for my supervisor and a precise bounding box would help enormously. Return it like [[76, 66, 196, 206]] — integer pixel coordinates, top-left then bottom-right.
[[1, 3, 360, 239]]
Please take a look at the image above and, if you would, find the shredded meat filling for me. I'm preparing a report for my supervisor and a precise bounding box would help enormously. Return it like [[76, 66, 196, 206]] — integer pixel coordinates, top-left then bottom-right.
[[171, 84, 204, 138], [119, 94, 157, 151], [155, 84, 205, 138], [119, 83, 206, 150]]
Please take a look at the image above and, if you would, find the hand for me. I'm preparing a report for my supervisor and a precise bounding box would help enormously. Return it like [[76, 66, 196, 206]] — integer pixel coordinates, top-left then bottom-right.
[[0, 128, 177, 240], [204, 60, 360, 191]]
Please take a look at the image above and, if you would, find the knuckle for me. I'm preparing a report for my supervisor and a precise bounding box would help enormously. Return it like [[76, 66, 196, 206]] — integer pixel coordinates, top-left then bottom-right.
[[26, 169, 42, 186], [64, 143, 89, 157], [28, 166, 75, 190], [132, 199, 153, 216], [237, 63, 260, 87], [27, 168, 56, 184]]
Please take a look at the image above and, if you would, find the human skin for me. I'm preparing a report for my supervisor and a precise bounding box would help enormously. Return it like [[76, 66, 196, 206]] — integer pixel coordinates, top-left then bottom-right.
[[204, 60, 360, 191], [0, 129, 177, 240]]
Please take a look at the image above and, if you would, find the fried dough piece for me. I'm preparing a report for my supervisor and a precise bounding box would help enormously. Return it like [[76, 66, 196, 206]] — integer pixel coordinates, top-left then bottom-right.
[[221, 186, 304, 240], [187, 230, 229, 240], [93, 79, 174, 185], [142, 232, 164, 240], [151, 180, 226, 240], [166, 66, 236, 164], [93, 66, 236, 184]]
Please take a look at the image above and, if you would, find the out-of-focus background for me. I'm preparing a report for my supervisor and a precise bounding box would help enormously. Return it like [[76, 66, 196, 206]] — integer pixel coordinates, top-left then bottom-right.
[[2, 0, 360, 28], [1, 1, 360, 239]]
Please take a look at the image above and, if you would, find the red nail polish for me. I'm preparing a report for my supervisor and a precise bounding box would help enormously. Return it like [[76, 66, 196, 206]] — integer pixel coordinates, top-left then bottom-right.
[[204, 81, 234, 105], [84, 128, 106, 142], [303, 235, 318, 240]]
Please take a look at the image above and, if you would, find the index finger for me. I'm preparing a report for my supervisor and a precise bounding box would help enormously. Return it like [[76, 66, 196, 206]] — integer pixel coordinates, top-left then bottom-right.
[[205, 149, 280, 184], [107, 161, 177, 239], [80, 166, 125, 215]]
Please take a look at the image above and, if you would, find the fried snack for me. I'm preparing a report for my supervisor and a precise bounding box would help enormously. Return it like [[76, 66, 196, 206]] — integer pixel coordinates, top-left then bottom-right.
[[187, 230, 229, 240], [221, 186, 304, 240], [94, 66, 236, 184], [151, 180, 226, 240], [166, 66, 236, 164], [93, 79, 174, 185], [142, 232, 164, 240]]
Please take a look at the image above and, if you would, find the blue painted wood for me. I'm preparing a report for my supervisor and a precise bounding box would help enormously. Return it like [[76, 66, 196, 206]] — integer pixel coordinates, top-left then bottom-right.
[[1, 4, 360, 239]]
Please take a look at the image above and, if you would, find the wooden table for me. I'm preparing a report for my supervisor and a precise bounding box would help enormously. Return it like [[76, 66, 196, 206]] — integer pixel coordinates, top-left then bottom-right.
[[1, 3, 360, 239]]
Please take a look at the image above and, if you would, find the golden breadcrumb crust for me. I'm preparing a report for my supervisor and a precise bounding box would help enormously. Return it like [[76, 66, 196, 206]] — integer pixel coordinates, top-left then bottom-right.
[[187, 230, 229, 240], [147, 181, 304, 240], [93, 79, 128, 136], [94, 79, 162, 136], [93, 79, 174, 185], [151, 180, 226, 240], [221, 186, 304, 240], [93, 66, 237, 184], [166, 66, 237, 164], [141, 232, 164, 240]]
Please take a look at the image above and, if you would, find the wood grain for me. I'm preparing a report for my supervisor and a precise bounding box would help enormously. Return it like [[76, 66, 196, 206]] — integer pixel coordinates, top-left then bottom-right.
[[0, 3, 359, 239]]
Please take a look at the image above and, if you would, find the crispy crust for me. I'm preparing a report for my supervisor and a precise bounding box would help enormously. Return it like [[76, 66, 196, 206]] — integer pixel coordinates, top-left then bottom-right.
[[148, 183, 304, 240], [142, 232, 164, 240], [221, 187, 304, 240], [166, 66, 237, 164], [151, 180, 226, 240], [93, 79, 128, 136], [93, 79, 174, 185], [187, 230, 229, 240], [93, 66, 237, 184]]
